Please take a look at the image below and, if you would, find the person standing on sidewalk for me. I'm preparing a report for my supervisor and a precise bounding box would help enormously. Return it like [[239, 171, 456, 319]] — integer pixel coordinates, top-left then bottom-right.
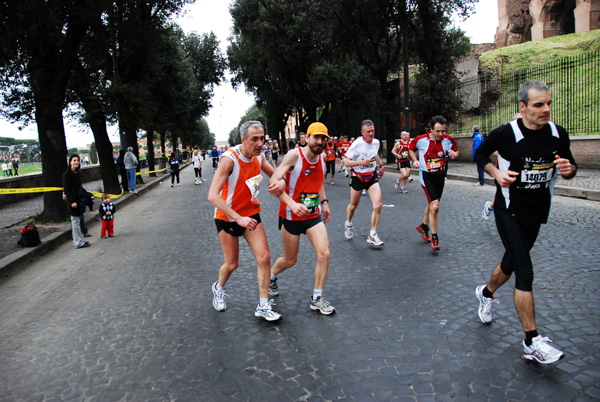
[[409, 115, 459, 251], [474, 80, 577, 364], [267, 122, 335, 315], [208, 120, 284, 322], [124, 147, 138, 193], [344, 119, 385, 246], [168, 151, 182, 187], [99, 193, 116, 238], [472, 125, 485, 186], [63, 154, 89, 249]]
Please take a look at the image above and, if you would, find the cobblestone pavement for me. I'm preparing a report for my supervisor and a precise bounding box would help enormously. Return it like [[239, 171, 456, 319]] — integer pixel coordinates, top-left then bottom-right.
[[0, 163, 599, 401]]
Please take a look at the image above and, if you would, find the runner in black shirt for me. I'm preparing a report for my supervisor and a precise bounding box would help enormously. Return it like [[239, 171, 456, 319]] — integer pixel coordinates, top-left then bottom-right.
[[474, 80, 577, 364]]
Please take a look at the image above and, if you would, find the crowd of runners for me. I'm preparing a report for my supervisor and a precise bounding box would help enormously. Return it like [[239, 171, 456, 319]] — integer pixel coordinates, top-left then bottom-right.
[[206, 80, 577, 366]]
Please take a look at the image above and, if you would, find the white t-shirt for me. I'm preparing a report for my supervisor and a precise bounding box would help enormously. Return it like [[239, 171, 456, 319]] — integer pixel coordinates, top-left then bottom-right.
[[345, 136, 380, 174], [192, 153, 202, 168]]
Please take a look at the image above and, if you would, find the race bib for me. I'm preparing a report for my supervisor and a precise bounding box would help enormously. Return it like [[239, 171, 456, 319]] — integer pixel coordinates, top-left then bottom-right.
[[245, 174, 263, 202], [520, 166, 553, 188], [426, 157, 445, 173], [401, 151, 409, 159], [300, 192, 320, 213]]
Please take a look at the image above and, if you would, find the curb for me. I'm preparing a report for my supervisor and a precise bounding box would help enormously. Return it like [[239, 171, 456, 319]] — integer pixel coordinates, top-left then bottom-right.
[[0, 167, 181, 278]]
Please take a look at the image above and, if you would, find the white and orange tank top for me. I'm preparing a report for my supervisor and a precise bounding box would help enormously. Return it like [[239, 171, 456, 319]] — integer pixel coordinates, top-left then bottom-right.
[[278, 147, 325, 221], [214, 145, 263, 221]]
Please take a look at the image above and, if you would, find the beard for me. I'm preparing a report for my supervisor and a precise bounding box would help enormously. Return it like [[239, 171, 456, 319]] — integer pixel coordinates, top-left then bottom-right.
[[309, 143, 324, 154]]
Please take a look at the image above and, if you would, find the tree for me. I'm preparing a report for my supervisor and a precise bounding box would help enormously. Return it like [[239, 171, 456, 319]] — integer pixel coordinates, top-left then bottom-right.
[[227, 104, 266, 146], [1, 0, 107, 222], [228, 0, 373, 144]]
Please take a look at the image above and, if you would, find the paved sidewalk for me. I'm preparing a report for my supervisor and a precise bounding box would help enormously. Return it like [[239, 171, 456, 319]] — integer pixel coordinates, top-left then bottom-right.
[[0, 169, 173, 274]]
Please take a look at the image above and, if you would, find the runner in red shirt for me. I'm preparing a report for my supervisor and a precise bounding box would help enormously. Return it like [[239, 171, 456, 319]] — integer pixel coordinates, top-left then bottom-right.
[[409, 115, 459, 251], [391, 131, 412, 193], [338, 136, 352, 177], [267, 122, 335, 315], [324, 137, 337, 185]]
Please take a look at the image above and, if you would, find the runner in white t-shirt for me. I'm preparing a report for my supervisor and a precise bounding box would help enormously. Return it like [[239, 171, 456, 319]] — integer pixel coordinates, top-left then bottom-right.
[[343, 119, 385, 246]]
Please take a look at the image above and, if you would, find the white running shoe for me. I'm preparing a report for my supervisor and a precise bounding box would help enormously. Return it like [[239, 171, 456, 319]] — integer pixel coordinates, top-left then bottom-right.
[[475, 285, 499, 324], [361, 189, 367, 196], [255, 300, 282, 321], [212, 281, 229, 311], [482, 201, 493, 220], [344, 221, 353, 239], [367, 232, 384, 246], [473, 182, 484, 187], [409, 177, 413, 183], [523, 335, 565, 364], [394, 181, 399, 190], [309, 296, 336, 315], [400, 187, 407, 193]]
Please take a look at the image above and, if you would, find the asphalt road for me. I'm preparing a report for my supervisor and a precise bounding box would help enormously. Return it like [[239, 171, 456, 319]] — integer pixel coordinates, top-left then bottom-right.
[[1, 163, 598, 401]]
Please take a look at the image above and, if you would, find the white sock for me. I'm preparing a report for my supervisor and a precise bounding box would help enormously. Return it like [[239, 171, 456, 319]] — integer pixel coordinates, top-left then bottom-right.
[[217, 283, 225, 291], [271, 274, 277, 280], [370, 230, 376, 237], [259, 297, 268, 307], [345, 220, 352, 227], [313, 289, 323, 300]]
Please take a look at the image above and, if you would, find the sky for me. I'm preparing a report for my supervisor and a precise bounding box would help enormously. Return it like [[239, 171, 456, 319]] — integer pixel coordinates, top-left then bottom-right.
[[1, 0, 498, 148]]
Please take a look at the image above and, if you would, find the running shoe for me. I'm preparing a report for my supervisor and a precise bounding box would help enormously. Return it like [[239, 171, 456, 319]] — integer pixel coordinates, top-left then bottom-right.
[[523, 335, 565, 364], [361, 189, 367, 196], [344, 221, 353, 239], [409, 177, 413, 183], [416, 224, 431, 243], [309, 296, 336, 315], [367, 232, 384, 246], [475, 285, 499, 324], [430, 237, 440, 251], [481, 201, 493, 220], [473, 182, 484, 187], [269, 278, 279, 296], [400, 187, 407, 194], [394, 181, 399, 190], [212, 281, 229, 311], [255, 300, 282, 321]]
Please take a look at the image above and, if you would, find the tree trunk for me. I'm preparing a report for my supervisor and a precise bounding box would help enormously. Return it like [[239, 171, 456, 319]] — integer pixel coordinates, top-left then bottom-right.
[[146, 128, 156, 177], [72, 59, 121, 195], [36, 100, 69, 223], [123, 119, 143, 184]]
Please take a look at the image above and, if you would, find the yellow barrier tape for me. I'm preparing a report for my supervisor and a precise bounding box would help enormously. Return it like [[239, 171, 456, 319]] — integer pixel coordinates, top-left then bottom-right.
[[137, 167, 167, 175], [0, 187, 63, 194], [0, 187, 125, 199], [1, 166, 169, 196]]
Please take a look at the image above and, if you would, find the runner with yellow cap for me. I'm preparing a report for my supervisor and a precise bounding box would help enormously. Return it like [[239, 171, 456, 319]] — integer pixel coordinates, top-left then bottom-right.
[[267, 121, 336, 315]]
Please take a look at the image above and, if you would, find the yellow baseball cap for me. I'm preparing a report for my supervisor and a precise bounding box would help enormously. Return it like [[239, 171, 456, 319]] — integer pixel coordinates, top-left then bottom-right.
[[306, 122, 330, 138]]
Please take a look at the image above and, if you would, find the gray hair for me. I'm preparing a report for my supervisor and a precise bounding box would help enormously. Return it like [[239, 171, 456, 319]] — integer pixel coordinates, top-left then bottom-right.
[[518, 80, 550, 105], [239, 120, 264, 139], [473, 125, 479, 132], [361, 119, 374, 131]]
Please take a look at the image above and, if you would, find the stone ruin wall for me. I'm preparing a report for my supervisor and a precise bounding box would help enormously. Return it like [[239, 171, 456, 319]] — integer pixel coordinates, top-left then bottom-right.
[[495, 0, 600, 48]]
